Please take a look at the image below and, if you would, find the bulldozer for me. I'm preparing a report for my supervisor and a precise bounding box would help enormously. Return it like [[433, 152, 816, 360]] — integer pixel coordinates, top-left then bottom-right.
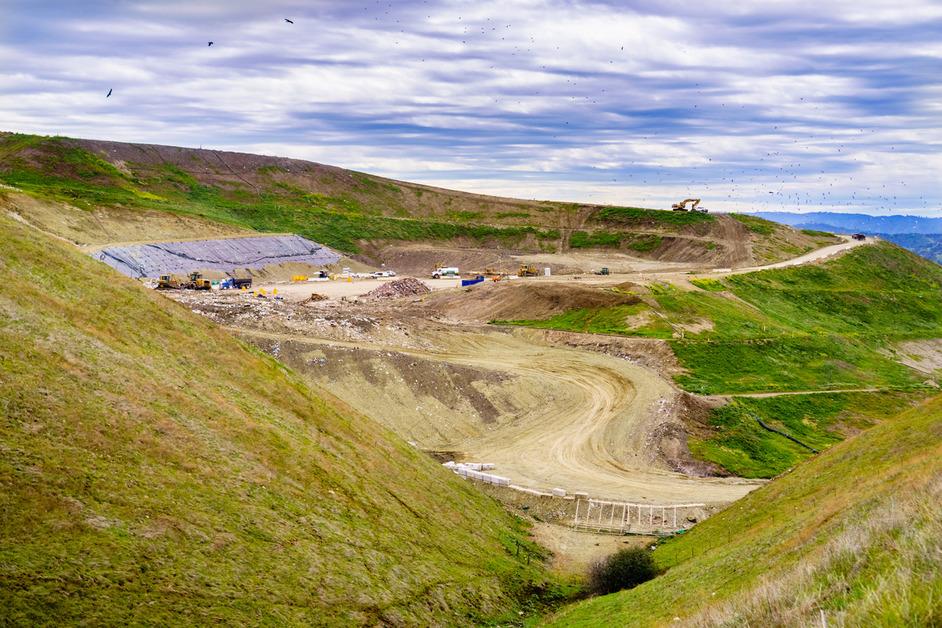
[[518, 264, 539, 277], [157, 271, 211, 290], [185, 271, 212, 290], [157, 274, 182, 289], [671, 198, 701, 212]]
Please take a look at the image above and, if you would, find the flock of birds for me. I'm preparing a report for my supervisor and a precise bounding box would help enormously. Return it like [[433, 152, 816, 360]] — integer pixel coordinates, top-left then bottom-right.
[[106, 18, 295, 97], [95, 8, 931, 215]]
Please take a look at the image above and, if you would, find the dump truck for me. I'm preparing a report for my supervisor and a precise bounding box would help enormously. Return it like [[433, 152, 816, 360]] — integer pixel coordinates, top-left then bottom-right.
[[220, 277, 253, 290], [518, 264, 539, 277]]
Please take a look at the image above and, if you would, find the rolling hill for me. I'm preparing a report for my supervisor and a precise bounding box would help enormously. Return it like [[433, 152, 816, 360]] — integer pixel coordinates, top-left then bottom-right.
[[546, 393, 942, 626], [0, 212, 558, 625], [0, 132, 836, 268], [754, 211, 942, 264], [498, 241, 942, 477]]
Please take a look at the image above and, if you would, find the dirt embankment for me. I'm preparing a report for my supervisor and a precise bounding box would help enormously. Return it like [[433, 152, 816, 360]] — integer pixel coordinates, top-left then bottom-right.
[[0, 190, 249, 246], [418, 281, 639, 323]]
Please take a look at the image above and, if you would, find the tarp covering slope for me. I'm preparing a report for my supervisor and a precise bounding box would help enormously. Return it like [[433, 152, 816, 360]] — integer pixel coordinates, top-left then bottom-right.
[[94, 235, 341, 278]]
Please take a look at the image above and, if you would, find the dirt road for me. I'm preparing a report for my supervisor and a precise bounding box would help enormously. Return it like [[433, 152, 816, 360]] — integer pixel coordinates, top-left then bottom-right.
[[725, 235, 872, 274], [234, 326, 763, 505]]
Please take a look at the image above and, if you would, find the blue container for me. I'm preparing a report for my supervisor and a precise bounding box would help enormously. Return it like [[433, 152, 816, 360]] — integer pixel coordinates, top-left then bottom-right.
[[461, 276, 485, 287]]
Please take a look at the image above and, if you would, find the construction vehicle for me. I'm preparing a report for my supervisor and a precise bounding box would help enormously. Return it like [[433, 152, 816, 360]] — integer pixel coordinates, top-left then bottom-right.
[[156, 271, 212, 290], [432, 266, 460, 279], [518, 264, 539, 277], [595, 267, 610, 276], [220, 277, 253, 290], [671, 198, 701, 212], [185, 271, 212, 290], [156, 274, 183, 289]]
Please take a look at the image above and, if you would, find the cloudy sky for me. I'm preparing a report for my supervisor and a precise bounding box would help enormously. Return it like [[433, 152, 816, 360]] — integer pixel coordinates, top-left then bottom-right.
[[2, 1, 941, 214]]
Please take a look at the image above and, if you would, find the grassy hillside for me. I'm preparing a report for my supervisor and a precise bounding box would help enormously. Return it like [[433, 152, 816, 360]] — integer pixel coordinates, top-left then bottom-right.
[[0, 132, 833, 264], [0, 213, 559, 625], [688, 391, 924, 478], [505, 242, 942, 395], [546, 394, 942, 626], [501, 242, 942, 476]]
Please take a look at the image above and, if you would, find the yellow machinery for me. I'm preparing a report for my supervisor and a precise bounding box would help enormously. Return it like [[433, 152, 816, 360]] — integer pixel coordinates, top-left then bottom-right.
[[518, 264, 539, 277], [186, 272, 212, 290], [157, 274, 181, 289], [671, 198, 701, 211], [156, 272, 210, 290]]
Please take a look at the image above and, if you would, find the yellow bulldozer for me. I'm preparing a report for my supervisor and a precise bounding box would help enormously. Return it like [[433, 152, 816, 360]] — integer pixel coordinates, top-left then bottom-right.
[[156, 271, 211, 290], [518, 264, 539, 277]]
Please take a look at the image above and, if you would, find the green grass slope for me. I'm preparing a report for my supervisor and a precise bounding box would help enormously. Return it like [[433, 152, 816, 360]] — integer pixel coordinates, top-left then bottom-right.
[[501, 242, 941, 476], [546, 394, 942, 627], [0, 213, 556, 625], [688, 391, 924, 478], [506, 242, 942, 395], [0, 132, 831, 263]]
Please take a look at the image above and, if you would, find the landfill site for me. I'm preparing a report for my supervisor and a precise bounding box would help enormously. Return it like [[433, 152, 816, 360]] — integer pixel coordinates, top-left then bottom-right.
[[96, 229, 870, 549]]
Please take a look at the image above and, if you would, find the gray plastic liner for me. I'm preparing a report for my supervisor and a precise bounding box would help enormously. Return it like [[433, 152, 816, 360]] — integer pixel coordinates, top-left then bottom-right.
[[93, 235, 341, 278]]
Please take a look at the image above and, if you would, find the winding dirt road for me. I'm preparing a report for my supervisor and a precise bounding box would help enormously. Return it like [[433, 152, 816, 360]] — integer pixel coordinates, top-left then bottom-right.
[[234, 326, 763, 505], [218, 235, 872, 508]]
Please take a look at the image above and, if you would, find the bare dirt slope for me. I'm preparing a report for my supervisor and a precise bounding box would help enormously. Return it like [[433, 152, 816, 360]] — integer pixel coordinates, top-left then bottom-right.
[[418, 281, 639, 323], [234, 325, 762, 506]]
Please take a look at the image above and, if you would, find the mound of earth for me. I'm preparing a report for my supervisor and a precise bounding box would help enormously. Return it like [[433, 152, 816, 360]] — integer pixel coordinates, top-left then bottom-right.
[[365, 277, 431, 299], [422, 281, 639, 322]]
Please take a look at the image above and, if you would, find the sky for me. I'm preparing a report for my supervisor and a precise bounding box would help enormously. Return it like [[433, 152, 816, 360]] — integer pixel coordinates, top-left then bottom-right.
[[2, 0, 941, 215]]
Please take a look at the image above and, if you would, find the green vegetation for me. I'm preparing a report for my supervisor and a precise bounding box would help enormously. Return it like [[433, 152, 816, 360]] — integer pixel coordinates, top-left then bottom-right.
[[626, 234, 663, 252], [0, 134, 561, 253], [547, 395, 942, 626], [587, 548, 658, 596], [567, 231, 663, 252], [569, 230, 622, 248], [498, 244, 942, 476], [690, 391, 924, 478], [497, 301, 672, 338], [595, 206, 714, 227], [801, 228, 834, 237], [689, 277, 725, 291], [1, 134, 822, 267], [502, 243, 942, 395], [0, 213, 562, 625], [730, 213, 775, 235]]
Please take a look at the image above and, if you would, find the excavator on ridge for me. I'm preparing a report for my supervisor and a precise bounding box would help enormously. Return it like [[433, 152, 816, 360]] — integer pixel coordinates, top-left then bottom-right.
[[671, 198, 708, 212]]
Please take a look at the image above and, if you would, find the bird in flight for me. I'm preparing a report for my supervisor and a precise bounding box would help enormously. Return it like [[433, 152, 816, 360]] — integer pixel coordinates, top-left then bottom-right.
[[106, 88, 112, 98], [284, 18, 294, 24], [208, 41, 214, 46]]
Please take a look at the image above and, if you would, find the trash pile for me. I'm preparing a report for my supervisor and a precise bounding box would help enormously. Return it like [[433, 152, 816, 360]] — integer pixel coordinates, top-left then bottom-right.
[[364, 277, 431, 300]]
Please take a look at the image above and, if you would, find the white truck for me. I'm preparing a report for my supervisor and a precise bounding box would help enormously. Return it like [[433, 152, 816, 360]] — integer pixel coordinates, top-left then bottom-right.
[[432, 266, 460, 279]]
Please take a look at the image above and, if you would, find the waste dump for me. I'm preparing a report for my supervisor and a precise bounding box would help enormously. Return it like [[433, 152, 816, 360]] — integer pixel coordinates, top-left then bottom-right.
[[93, 235, 340, 278], [364, 277, 431, 299]]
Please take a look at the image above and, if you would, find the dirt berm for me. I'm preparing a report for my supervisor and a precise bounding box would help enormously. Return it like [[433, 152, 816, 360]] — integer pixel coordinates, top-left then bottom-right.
[[419, 281, 638, 322]]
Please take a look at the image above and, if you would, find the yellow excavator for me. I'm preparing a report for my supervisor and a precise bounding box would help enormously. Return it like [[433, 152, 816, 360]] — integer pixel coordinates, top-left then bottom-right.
[[671, 198, 701, 212]]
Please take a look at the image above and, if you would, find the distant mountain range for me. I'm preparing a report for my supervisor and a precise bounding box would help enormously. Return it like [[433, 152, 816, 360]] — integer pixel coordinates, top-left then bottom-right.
[[752, 212, 942, 264]]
